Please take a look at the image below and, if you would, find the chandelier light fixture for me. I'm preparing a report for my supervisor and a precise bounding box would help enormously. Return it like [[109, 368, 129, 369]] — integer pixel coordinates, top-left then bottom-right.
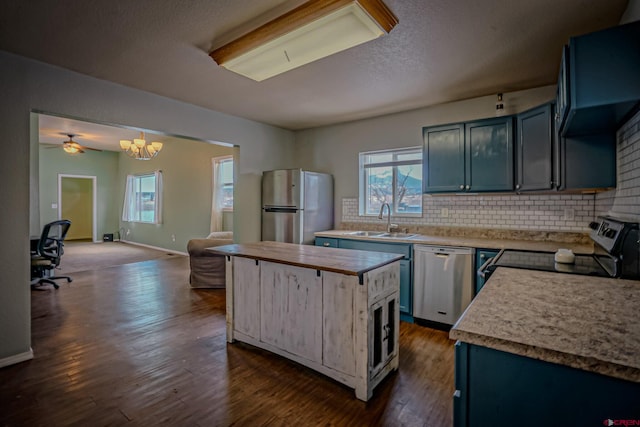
[[210, 0, 398, 81], [119, 132, 163, 160]]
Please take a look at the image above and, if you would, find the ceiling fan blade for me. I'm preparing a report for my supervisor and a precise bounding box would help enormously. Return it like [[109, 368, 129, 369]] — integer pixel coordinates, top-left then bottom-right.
[[83, 146, 103, 152]]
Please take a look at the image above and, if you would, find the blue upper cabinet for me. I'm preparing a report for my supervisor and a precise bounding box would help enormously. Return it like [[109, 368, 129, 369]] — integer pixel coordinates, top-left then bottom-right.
[[465, 117, 514, 192], [423, 117, 514, 193], [423, 124, 465, 192], [516, 104, 553, 191], [557, 20, 640, 137], [555, 46, 570, 135]]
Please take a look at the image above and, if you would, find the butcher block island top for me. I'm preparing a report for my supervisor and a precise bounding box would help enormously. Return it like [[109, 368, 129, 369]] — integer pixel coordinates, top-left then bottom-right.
[[211, 241, 402, 401], [208, 240, 405, 279]]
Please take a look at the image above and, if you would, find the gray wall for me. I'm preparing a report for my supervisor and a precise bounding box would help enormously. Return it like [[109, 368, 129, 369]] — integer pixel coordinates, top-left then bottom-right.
[[294, 86, 557, 224], [0, 50, 294, 365]]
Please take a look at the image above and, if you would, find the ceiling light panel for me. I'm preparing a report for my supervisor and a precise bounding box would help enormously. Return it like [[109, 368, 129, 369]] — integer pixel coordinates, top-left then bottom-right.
[[211, 0, 398, 82]]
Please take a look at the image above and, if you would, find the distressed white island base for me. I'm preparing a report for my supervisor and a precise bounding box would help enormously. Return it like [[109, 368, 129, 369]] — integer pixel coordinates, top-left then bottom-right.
[[209, 241, 403, 401]]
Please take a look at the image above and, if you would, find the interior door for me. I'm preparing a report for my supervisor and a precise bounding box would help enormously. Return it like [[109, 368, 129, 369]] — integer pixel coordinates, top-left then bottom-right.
[[60, 176, 94, 240]]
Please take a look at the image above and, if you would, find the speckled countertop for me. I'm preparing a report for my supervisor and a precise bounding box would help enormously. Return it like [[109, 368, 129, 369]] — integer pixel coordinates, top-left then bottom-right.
[[450, 267, 640, 383], [315, 230, 594, 254]]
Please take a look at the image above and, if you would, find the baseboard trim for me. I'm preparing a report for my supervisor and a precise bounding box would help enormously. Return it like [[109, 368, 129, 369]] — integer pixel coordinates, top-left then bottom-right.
[[119, 240, 188, 257], [0, 348, 34, 368]]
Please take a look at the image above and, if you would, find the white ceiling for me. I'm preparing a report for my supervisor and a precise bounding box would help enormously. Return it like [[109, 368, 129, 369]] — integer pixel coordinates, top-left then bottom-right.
[[0, 0, 629, 132]]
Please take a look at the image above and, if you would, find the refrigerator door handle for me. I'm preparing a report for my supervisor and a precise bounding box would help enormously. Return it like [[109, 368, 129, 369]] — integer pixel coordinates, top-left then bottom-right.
[[263, 207, 300, 213]]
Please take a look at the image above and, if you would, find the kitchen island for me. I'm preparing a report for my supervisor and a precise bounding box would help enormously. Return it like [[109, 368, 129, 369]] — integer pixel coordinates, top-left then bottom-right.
[[208, 241, 403, 401], [450, 267, 640, 426]]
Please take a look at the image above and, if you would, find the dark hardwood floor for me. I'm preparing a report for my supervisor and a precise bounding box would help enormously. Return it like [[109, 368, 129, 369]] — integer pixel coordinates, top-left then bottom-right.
[[1, 257, 454, 426]]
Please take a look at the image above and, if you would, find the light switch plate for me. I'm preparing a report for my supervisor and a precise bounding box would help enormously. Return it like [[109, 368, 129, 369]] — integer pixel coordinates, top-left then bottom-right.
[[51, 203, 58, 209]]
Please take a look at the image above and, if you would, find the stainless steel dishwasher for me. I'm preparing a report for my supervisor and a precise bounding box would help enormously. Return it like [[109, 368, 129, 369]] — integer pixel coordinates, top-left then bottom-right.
[[413, 245, 475, 326]]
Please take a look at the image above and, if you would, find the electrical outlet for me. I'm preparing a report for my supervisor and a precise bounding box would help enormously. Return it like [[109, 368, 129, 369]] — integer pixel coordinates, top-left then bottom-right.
[[171, 234, 176, 242], [563, 208, 575, 221], [441, 208, 449, 218], [126, 229, 130, 236], [51, 203, 58, 209]]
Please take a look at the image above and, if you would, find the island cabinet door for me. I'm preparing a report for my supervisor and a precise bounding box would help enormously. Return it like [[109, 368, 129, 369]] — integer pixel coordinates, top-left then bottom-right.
[[260, 261, 323, 363], [370, 294, 398, 377], [322, 272, 357, 376], [232, 257, 261, 340]]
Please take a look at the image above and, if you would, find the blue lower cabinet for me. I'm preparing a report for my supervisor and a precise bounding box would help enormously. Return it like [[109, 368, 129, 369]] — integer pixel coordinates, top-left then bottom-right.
[[315, 237, 338, 248], [453, 342, 469, 427], [399, 259, 411, 315], [316, 237, 413, 319], [454, 342, 640, 426], [475, 249, 499, 294]]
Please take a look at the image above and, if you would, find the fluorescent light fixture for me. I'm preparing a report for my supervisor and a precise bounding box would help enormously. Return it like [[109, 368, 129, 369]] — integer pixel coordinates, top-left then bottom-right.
[[210, 0, 398, 81]]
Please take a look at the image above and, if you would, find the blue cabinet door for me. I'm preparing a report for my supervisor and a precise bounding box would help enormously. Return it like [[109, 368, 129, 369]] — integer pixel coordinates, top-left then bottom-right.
[[561, 20, 640, 136], [454, 342, 640, 427], [399, 259, 411, 315], [423, 124, 465, 193], [557, 132, 616, 190], [315, 237, 338, 248], [516, 104, 553, 191], [555, 45, 570, 133], [475, 249, 499, 294], [465, 116, 514, 192]]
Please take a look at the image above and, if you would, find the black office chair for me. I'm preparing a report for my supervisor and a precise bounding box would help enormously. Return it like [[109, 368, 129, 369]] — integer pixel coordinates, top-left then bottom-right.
[[31, 219, 72, 289]]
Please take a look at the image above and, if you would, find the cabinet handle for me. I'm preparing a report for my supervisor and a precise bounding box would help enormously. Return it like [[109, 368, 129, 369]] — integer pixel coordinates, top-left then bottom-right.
[[323, 242, 330, 247], [480, 254, 485, 259], [459, 184, 464, 190], [465, 185, 470, 190], [515, 184, 521, 190]]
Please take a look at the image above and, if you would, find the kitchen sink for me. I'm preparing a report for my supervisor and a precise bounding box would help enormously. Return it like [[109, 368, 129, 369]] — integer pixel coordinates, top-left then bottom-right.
[[379, 232, 417, 238], [346, 231, 386, 237]]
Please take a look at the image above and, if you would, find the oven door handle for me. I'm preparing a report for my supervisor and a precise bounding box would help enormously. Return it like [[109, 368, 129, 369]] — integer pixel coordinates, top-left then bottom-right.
[[477, 257, 495, 279]]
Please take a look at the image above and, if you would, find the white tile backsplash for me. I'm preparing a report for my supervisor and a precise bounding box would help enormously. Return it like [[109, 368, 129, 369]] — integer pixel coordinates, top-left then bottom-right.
[[596, 109, 640, 221], [342, 193, 595, 232]]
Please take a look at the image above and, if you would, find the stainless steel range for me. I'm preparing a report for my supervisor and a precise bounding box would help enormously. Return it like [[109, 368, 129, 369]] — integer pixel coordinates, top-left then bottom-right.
[[480, 216, 640, 281]]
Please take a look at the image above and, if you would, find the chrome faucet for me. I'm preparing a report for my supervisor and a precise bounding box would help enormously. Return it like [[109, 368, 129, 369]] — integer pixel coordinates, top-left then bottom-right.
[[378, 203, 397, 232]]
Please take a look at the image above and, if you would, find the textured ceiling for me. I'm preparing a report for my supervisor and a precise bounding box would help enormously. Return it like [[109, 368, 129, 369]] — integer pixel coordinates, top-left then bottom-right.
[[0, 0, 629, 130]]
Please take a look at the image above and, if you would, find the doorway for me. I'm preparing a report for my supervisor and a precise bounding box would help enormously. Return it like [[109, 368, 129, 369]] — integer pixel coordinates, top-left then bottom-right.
[[58, 174, 97, 241]]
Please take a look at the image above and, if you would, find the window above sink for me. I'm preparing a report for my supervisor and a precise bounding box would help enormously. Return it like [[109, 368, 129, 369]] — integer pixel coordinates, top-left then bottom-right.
[[358, 146, 423, 218]]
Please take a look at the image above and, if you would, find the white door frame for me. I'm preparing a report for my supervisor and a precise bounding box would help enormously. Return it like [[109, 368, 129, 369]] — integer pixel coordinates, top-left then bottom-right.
[[58, 174, 98, 242]]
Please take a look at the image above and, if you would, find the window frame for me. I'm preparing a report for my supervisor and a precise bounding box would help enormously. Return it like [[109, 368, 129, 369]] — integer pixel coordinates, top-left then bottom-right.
[[214, 156, 234, 212], [122, 171, 161, 224], [358, 146, 423, 217]]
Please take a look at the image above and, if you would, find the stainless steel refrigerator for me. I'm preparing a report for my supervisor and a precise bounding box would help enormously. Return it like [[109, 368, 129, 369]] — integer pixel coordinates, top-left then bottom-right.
[[261, 169, 333, 244]]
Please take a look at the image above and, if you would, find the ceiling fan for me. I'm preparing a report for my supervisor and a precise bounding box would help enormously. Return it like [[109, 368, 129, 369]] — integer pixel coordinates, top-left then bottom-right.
[[46, 134, 103, 154]]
